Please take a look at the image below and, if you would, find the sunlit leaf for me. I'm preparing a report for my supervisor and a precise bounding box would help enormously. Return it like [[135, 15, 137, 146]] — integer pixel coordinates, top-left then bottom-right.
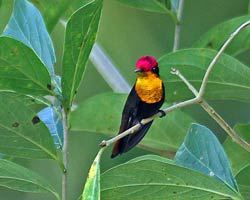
[[101, 155, 242, 200], [80, 148, 105, 200]]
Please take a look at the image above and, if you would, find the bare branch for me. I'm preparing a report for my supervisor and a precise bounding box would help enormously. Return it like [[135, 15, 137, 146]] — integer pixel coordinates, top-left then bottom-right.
[[100, 20, 250, 153], [62, 109, 69, 200], [174, 68, 250, 152]]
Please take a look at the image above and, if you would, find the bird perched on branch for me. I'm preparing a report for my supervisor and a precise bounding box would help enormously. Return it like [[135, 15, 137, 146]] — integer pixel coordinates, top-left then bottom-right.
[[111, 56, 165, 158]]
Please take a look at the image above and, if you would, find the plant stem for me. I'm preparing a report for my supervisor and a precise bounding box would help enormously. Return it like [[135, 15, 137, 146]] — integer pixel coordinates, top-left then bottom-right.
[[172, 0, 185, 51], [62, 109, 69, 200]]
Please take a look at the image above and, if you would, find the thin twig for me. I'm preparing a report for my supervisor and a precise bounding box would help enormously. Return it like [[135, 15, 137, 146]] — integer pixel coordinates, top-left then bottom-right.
[[62, 109, 69, 200], [198, 20, 250, 99], [174, 69, 250, 151], [100, 96, 199, 147], [200, 101, 250, 151], [172, 0, 185, 51]]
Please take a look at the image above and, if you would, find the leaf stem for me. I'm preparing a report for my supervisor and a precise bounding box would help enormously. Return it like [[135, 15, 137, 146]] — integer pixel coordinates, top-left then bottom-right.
[[172, 0, 185, 51], [62, 109, 69, 200]]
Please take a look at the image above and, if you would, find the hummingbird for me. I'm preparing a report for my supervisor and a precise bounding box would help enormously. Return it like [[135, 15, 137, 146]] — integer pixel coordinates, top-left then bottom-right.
[[111, 56, 165, 158]]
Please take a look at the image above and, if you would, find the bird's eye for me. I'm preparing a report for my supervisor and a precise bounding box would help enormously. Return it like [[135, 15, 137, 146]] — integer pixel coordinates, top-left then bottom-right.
[[152, 66, 159, 74]]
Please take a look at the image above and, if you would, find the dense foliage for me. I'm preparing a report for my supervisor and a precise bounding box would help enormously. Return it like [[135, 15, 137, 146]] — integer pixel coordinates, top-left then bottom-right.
[[0, 0, 250, 199]]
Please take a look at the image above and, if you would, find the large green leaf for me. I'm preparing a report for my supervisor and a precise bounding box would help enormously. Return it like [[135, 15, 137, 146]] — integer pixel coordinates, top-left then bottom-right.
[[175, 123, 238, 191], [193, 15, 250, 56], [223, 123, 250, 175], [101, 155, 242, 200], [3, 0, 56, 75], [158, 48, 250, 102], [71, 92, 194, 152], [62, 0, 103, 110], [115, 0, 177, 23], [0, 36, 52, 96], [0, 159, 59, 200], [0, 92, 59, 161], [235, 165, 250, 200]]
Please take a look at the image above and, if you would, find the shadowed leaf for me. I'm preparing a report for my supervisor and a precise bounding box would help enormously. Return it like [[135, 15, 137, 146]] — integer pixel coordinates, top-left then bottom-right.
[[175, 123, 238, 191], [38, 106, 63, 149], [0, 159, 59, 199], [0, 92, 58, 160], [235, 165, 250, 200], [3, 0, 56, 75], [0, 37, 52, 96], [193, 15, 250, 56], [115, 0, 177, 23], [71, 92, 194, 152], [159, 48, 250, 103], [223, 123, 250, 174]]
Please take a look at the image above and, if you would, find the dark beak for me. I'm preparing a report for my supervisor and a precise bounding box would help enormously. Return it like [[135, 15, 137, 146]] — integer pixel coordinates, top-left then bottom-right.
[[134, 68, 144, 73]]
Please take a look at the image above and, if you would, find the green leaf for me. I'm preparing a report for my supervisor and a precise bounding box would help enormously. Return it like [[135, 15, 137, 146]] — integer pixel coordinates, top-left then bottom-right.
[[0, 36, 52, 96], [193, 15, 250, 56], [235, 165, 250, 200], [3, 0, 56, 75], [30, 0, 91, 32], [80, 148, 105, 200], [158, 48, 250, 102], [223, 123, 250, 175], [0, 92, 59, 160], [101, 155, 242, 200], [115, 0, 177, 23], [71, 92, 194, 152], [62, 0, 103, 110], [174, 123, 238, 191], [0, 159, 59, 200]]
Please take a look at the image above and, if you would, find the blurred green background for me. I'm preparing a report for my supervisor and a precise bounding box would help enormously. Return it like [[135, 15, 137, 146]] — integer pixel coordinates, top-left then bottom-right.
[[0, 0, 250, 199]]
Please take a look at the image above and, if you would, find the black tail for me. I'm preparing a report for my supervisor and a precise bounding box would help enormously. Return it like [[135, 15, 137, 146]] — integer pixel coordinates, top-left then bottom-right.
[[111, 121, 153, 158]]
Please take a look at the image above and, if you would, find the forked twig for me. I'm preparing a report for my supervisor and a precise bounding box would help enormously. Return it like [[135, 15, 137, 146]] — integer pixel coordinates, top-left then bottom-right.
[[100, 20, 250, 152]]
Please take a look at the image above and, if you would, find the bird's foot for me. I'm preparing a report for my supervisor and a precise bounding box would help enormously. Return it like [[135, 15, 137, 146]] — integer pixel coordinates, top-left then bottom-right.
[[135, 119, 144, 128], [159, 110, 166, 118]]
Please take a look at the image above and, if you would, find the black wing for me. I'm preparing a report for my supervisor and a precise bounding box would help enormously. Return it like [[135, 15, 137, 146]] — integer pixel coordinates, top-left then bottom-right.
[[111, 85, 162, 158]]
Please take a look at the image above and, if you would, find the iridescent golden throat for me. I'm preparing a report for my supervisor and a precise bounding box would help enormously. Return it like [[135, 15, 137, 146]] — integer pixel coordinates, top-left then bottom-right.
[[135, 71, 163, 103]]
